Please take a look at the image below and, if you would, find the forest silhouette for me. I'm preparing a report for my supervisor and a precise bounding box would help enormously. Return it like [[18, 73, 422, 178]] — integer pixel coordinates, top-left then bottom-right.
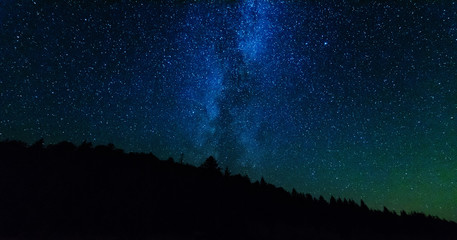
[[0, 139, 455, 239]]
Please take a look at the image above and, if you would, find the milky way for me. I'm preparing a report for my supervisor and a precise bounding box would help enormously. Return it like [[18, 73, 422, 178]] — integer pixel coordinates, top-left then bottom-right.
[[1, 0, 457, 221]]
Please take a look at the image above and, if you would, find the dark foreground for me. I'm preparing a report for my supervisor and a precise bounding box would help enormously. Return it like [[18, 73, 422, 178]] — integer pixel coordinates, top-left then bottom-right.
[[0, 140, 455, 240]]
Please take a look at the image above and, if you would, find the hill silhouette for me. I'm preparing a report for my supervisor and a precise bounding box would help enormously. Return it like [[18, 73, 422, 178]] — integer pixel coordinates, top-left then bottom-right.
[[0, 139, 455, 239]]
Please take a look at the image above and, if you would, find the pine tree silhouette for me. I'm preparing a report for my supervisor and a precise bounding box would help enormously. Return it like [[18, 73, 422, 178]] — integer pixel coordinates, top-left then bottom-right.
[[224, 166, 231, 177], [200, 156, 220, 173]]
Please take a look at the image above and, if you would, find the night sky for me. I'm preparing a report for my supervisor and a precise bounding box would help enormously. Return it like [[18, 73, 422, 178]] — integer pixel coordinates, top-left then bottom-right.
[[1, 0, 457, 221]]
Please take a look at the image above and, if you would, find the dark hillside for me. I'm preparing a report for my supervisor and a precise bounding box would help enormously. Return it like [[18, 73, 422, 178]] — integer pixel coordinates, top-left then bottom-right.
[[0, 140, 455, 239]]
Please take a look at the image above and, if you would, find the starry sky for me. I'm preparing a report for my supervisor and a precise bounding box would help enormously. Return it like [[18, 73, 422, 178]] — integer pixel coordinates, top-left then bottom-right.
[[1, 0, 457, 221]]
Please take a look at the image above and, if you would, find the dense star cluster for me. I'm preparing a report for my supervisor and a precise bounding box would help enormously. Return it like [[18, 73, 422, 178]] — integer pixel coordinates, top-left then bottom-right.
[[1, 0, 456, 221]]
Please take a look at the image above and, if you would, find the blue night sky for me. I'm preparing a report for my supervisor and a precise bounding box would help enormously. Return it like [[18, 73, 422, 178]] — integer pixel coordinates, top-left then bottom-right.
[[1, 0, 457, 221]]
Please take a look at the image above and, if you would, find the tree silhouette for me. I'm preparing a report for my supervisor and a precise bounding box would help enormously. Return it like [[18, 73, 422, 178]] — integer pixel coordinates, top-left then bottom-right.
[[77, 141, 93, 152], [31, 138, 44, 149], [200, 156, 220, 173], [360, 199, 369, 211], [224, 166, 231, 177], [292, 188, 298, 197], [260, 177, 266, 187], [0, 139, 455, 239]]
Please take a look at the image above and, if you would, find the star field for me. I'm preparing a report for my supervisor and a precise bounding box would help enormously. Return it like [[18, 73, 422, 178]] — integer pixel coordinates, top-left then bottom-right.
[[1, 0, 457, 221]]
